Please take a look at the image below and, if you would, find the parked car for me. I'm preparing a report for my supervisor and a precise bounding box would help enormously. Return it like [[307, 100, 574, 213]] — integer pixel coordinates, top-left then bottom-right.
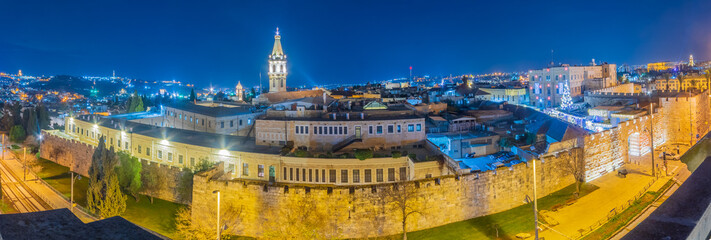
[[660, 152, 680, 160]]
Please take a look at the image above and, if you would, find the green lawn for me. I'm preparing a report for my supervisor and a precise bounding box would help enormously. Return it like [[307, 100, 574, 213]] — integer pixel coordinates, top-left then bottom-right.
[[1, 198, 17, 214], [123, 195, 184, 239], [35, 158, 184, 239], [35, 158, 89, 207], [582, 179, 674, 240], [403, 183, 599, 240]]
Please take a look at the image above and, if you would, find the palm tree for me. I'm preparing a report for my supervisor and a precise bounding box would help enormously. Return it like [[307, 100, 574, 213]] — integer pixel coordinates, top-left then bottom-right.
[[663, 73, 671, 91], [677, 73, 686, 92], [705, 69, 711, 93]]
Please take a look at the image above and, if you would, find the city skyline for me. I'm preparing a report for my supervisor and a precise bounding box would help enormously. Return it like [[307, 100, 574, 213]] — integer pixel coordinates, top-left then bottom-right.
[[1, 0, 710, 88]]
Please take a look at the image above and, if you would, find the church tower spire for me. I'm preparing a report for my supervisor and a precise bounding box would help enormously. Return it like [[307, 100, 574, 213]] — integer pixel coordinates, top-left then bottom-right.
[[268, 27, 287, 92]]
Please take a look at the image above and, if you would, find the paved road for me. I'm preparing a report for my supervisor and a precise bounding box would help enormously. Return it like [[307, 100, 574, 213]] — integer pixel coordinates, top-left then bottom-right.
[[0, 151, 50, 213]]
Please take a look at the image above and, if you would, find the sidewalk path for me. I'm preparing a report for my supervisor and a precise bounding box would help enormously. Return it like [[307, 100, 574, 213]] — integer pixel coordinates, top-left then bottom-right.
[[1, 151, 95, 222]]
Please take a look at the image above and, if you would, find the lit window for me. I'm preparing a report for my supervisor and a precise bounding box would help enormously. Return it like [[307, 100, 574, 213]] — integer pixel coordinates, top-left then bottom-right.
[[341, 170, 348, 183], [408, 124, 414, 132], [416, 124, 422, 131], [376, 126, 383, 134], [258, 165, 264, 177]]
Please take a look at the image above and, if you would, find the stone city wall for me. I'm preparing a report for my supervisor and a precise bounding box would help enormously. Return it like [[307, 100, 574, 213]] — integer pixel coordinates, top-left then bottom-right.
[[39, 131, 191, 204], [40, 132, 95, 176], [190, 148, 580, 238], [582, 110, 666, 182]]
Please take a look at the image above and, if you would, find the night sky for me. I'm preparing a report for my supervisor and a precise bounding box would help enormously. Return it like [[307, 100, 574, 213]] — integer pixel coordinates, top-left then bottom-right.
[[1, 0, 710, 88]]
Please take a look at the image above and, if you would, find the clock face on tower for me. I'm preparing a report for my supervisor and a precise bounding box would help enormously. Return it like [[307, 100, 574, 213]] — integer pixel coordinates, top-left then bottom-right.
[[268, 28, 287, 92]]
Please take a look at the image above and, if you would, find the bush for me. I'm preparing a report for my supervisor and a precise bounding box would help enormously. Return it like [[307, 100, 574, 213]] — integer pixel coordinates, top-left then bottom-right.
[[391, 151, 402, 158], [408, 153, 417, 160], [294, 149, 309, 157], [9, 125, 26, 143], [354, 149, 373, 160]]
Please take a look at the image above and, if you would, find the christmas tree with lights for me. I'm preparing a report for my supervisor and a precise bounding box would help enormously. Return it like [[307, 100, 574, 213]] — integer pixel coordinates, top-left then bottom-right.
[[560, 81, 573, 110]]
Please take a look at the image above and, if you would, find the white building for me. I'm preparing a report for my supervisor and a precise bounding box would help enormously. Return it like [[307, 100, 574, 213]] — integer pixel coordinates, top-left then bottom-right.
[[529, 63, 616, 108]]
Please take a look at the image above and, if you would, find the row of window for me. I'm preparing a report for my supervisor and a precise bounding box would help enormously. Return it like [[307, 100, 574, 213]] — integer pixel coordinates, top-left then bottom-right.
[[368, 124, 420, 134], [293, 124, 422, 135], [282, 167, 407, 183], [167, 110, 253, 129]]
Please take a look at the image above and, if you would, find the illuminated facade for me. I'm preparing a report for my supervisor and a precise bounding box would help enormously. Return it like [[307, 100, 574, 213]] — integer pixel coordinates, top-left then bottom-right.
[[654, 75, 709, 92], [529, 64, 617, 108], [268, 28, 287, 93], [647, 62, 675, 72]]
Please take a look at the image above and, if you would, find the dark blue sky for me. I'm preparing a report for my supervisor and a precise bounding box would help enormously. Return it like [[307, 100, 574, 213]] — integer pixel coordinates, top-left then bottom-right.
[[1, 0, 709, 89]]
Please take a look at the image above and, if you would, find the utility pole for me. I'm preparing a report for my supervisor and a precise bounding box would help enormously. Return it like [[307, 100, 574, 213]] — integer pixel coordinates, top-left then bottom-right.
[[213, 190, 221, 240], [23, 147, 27, 181], [650, 103, 655, 177], [533, 159, 539, 240]]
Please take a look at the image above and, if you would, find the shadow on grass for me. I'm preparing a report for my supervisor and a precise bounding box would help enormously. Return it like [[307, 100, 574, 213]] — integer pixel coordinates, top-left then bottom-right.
[[402, 182, 599, 240]]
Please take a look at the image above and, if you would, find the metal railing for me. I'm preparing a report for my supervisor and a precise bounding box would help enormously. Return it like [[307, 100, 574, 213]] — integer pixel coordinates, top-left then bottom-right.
[[576, 172, 666, 239]]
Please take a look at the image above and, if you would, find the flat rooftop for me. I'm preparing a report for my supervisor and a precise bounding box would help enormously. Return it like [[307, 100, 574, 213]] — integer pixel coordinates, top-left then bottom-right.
[[76, 115, 281, 154], [162, 102, 259, 117], [456, 151, 522, 172]]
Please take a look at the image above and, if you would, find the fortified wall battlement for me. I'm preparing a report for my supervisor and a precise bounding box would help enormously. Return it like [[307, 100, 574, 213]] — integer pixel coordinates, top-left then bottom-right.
[[39, 133, 96, 176], [190, 148, 580, 238], [582, 111, 666, 182], [40, 131, 192, 204]]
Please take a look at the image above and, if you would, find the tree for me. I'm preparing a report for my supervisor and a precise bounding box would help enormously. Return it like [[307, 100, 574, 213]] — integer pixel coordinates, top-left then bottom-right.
[[560, 80, 573, 110], [35, 104, 50, 130], [0, 109, 14, 131], [215, 91, 225, 101], [704, 70, 711, 92], [125, 90, 145, 113], [678, 74, 686, 91], [262, 194, 336, 239], [498, 137, 513, 150], [116, 152, 142, 201], [142, 164, 168, 204], [10, 102, 22, 126], [21, 108, 31, 130], [189, 89, 197, 102], [9, 125, 26, 143], [25, 109, 39, 137], [663, 73, 671, 91], [175, 207, 215, 240], [560, 150, 585, 196], [87, 136, 127, 218], [378, 182, 427, 240]]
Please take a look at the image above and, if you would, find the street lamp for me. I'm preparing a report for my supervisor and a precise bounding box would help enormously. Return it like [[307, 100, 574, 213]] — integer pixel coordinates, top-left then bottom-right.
[[23, 147, 27, 181], [213, 190, 221, 240], [70, 170, 81, 213], [524, 159, 539, 240]]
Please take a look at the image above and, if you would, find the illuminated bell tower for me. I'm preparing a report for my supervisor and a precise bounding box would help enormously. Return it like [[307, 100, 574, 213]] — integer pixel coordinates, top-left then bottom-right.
[[690, 54, 694, 67], [268, 28, 287, 92]]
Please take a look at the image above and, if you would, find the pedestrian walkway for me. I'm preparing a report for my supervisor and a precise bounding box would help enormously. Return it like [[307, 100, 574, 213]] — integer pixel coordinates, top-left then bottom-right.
[[1, 151, 96, 222], [537, 151, 682, 240]]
